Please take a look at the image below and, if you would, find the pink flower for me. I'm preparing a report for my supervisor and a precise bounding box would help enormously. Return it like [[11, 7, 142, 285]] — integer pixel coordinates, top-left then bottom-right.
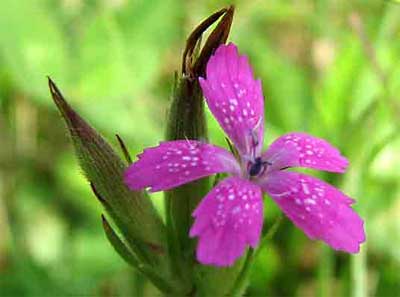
[[124, 43, 365, 267]]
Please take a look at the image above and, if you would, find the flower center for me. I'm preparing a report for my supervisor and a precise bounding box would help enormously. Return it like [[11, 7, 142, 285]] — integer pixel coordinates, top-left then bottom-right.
[[248, 157, 271, 177]]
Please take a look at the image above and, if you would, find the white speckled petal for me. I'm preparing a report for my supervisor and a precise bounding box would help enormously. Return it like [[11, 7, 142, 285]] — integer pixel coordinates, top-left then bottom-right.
[[263, 132, 349, 173], [124, 140, 240, 192], [190, 177, 263, 267], [260, 171, 365, 253], [199, 43, 264, 158]]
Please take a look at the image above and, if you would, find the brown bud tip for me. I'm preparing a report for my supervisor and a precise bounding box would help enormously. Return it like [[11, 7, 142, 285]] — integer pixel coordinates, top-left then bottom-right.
[[182, 6, 235, 79]]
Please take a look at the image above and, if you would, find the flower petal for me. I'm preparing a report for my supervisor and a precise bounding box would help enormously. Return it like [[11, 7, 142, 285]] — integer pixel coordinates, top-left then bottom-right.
[[190, 177, 263, 266], [260, 171, 365, 253], [199, 43, 264, 158], [124, 140, 240, 192], [263, 132, 349, 173]]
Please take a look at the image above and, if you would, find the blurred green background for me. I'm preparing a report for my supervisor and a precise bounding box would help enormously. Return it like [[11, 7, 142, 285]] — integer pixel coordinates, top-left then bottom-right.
[[0, 0, 399, 296]]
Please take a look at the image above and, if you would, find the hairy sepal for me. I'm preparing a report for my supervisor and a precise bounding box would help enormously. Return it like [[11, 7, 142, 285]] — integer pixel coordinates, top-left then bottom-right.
[[48, 78, 168, 270]]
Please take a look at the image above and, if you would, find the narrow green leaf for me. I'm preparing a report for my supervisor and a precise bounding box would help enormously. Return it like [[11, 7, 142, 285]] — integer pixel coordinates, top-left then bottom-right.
[[101, 215, 177, 294], [115, 134, 133, 164], [101, 214, 141, 268]]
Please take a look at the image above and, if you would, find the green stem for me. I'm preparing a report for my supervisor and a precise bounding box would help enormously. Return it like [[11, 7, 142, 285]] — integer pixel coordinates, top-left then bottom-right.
[[351, 244, 367, 297], [349, 129, 400, 297], [318, 245, 333, 297], [255, 216, 283, 258], [230, 249, 255, 297], [229, 216, 282, 296]]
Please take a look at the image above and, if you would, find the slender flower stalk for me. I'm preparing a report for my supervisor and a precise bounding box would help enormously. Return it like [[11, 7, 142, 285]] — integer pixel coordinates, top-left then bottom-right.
[[125, 43, 366, 267]]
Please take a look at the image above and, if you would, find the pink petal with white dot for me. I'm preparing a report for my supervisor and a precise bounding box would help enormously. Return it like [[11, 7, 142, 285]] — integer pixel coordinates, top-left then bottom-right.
[[124, 140, 240, 192], [190, 177, 263, 266], [199, 43, 264, 158], [263, 132, 349, 173], [260, 171, 365, 253]]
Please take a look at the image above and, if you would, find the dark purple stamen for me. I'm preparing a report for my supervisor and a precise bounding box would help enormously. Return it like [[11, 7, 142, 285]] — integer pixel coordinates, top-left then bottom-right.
[[249, 157, 271, 177]]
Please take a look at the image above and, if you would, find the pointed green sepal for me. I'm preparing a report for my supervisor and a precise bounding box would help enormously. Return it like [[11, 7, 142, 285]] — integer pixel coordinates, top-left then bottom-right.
[[48, 78, 166, 267]]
